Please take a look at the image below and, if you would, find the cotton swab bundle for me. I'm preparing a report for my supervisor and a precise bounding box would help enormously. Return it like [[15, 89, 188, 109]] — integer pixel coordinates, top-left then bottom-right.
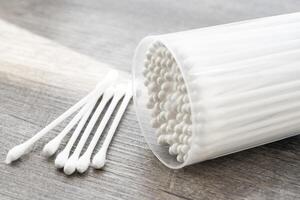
[[142, 43, 192, 163], [61, 87, 115, 173], [132, 12, 300, 169], [72, 84, 127, 174], [5, 71, 118, 164], [92, 84, 132, 169], [6, 70, 133, 175], [54, 85, 106, 169]]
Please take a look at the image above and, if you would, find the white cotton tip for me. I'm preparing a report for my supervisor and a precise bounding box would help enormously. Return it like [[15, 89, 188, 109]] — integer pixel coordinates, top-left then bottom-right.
[[42, 138, 61, 157], [153, 66, 161, 74], [174, 123, 183, 134], [148, 83, 158, 92], [165, 135, 173, 145], [157, 112, 166, 123], [157, 135, 166, 145], [178, 134, 184, 143], [183, 135, 190, 144], [54, 150, 69, 168], [148, 64, 155, 71], [176, 113, 184, 122], [63, 156, 78, 175], [182, 125, 188, 135], [171, 132, 179, 141], [146, 52, 153, 60], [156, 77, 163, 85], [91, 149, 107, 169], [159, 102, 165, 110], [5, 143, 31, 164], [177, 154, 184, 162], [161, 82, 172, 91], [164, 72, 173, 81], [158, 123, 167, 134], [150, 74, 158, 82], [169, 143, 178, 155], [160, 68, 167, 76], [76, 154, 90, 173], [158, 91, 166, 100], [181, 145, 190, 154]]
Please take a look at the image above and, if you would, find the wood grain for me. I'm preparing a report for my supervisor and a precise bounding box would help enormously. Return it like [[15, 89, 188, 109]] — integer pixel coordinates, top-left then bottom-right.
[[1, 0, 300, 72], [0, 1, 299, 200]]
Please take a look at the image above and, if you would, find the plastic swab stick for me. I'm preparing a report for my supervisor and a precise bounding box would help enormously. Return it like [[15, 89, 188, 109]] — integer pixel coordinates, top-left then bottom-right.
[[92, 83, 132, 169], [76, 85, 126, 173], [63, 87, 114, 175], [55, 86, 105, 169], [42, 83, 107, 157], [42, 102, 92, 158]]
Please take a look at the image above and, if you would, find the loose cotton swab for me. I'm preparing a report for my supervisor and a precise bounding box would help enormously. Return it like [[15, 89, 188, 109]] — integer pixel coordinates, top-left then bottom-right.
[[5, 92, 90, 164], [76, 85, 126, 173], [63, 87, 114, 175], [42, 102, 92, 158], [92, 83, 132, 169]]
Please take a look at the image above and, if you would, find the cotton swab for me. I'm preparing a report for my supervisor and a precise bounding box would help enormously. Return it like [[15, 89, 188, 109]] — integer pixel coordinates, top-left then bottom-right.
[[55, 85, 105, 169], [63, 87, 114, 175], [76, 85, 126, 173], [5, 70, 118, 164], [92, 83, 133, 169], [5, 92, 90, 164]]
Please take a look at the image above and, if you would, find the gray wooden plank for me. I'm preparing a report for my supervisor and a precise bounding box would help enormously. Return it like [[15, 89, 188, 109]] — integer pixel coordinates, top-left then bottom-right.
[[0, 0, 300, 71]]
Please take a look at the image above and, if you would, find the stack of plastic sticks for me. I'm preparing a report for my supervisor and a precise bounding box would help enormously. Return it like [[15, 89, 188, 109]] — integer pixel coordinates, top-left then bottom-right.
[[6, 70, 133, 175], [132, 12, 300, 168]]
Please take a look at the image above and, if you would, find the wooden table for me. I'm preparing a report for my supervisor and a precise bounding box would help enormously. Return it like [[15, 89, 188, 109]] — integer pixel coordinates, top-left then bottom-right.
[[0, 1, 299, 199]]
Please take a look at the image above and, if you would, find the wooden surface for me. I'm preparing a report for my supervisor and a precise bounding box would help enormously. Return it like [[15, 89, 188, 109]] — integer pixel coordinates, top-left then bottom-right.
[[0, 0, 299, 199]]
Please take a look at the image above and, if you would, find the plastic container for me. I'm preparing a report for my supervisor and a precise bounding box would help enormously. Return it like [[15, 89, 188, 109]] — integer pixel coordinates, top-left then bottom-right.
[[132, 12, 300, 169]]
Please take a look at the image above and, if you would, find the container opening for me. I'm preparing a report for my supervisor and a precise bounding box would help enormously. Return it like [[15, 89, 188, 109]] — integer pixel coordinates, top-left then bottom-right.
[[133, 38, 193, 169]]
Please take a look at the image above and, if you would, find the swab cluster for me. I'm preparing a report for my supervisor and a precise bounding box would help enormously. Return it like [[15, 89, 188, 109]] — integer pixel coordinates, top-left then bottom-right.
[[143, 42, 192, 162], [6, 71, 133, 175], [136, 13, 300, 168]]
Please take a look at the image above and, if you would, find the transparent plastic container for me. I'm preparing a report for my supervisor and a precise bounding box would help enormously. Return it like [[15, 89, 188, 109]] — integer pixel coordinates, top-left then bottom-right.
[[132, 12, 300, 169]]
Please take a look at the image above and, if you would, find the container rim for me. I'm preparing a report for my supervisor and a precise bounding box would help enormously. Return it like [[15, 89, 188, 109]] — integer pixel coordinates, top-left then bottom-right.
[[132, 36, 197, 169]]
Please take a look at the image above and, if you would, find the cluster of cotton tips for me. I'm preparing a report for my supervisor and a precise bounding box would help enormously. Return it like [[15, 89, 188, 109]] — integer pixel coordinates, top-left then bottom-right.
[[6, 71, 133, 175], [143, 42, 192, 162]]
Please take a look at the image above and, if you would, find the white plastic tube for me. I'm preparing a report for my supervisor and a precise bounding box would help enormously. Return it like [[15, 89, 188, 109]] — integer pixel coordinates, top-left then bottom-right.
[[132, 12, 300, 169]]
